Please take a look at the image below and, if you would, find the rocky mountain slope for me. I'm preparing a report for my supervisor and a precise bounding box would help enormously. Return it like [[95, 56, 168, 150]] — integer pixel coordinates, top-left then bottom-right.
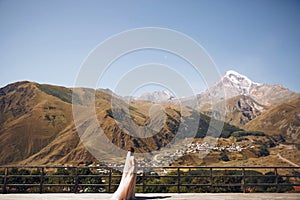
[[0, 81, 240, 165], [245, 95, 300, 142], [195, 70, 297, 129], [201, 95, 267, 127], [0, 70, 298, 166], [0, 81, 93, 165], [197, 70, 297, 108], [131, 90, 175, 103]]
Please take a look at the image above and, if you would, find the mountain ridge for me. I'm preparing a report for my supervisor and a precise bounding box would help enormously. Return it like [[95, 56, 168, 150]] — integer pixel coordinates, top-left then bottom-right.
[[0, 70, 299, 166], [197, 70, 297, 108], [245, 94, 300, 141], [129, 70, 297, 109], [0, 81, 241, 165], [201, 94, 267, 128]]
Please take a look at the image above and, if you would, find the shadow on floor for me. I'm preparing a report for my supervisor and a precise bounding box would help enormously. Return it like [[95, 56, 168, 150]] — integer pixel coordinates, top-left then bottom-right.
[[135, 196, 171, 199]]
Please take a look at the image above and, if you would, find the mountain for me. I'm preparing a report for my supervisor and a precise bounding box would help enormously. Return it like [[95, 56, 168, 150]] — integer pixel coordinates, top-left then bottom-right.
[[127, 70, 296, 112], [0, 70, 298, 166], [195, 70, 298, 129], [201, 95, 267, 128], [245, 95, 300, 142], [197, 70, 297, 108], [0, 81, 93, 165], [131, 90, 175, 103], [0, 81, 240, 166], [221, 70, 262, 97]]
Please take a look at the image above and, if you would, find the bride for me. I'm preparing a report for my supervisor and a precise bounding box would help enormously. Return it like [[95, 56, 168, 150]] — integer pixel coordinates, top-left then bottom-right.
[[111, 147, 137, 200]]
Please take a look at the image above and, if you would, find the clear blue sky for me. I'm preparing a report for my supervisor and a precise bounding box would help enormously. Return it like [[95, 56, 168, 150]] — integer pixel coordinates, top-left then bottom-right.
[[1, 0, 299, 94]]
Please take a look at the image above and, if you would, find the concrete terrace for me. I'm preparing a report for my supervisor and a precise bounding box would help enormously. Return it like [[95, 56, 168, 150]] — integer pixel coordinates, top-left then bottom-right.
[[0, 193, 299, 200]]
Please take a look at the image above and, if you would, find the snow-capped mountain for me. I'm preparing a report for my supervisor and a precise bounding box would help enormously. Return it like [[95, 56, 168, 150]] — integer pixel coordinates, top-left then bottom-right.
[[195, 70, 298, 127], [198, 70, 297, 107], [129, 70, 296, 110], [222, 70, 261, 95], [133, 90, 175, 103]]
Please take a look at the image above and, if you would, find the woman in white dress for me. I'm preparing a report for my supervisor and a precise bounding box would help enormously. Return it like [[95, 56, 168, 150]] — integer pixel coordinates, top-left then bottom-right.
[[111, 147, 137, 200]]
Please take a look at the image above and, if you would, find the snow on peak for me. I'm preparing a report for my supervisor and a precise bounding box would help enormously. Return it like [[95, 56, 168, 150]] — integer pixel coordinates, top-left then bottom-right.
[[134, 90, 175, 102], [222, 70, 261, 95], [225, 70, 261, 85], [225, 70, 253, 85], [162, 90, 174, 98]]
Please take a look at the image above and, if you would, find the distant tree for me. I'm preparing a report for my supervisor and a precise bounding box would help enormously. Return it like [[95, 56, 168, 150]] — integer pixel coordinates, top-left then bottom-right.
[[272, 134, 286, 143], [8, 168, 31, 192], [220, 152, 230, 162], [77, 167, 103, 192], [268, 139, 276, 148], [258, 145, 269, 157]]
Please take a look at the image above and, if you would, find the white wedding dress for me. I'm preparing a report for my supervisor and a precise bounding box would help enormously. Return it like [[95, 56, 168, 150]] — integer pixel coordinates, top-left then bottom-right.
[[111, 151, 137, 200]]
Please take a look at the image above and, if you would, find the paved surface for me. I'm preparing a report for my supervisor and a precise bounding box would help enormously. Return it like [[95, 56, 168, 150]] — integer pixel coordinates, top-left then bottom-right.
[[0, 193, 299, 200]]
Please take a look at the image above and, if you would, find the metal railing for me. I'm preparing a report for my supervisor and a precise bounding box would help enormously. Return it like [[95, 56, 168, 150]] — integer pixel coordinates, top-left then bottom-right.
[[0, 166, 299, 193]]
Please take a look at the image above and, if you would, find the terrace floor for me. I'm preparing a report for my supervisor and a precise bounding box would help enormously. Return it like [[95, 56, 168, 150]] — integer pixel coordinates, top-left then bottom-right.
[[0, 193, 299, 200]]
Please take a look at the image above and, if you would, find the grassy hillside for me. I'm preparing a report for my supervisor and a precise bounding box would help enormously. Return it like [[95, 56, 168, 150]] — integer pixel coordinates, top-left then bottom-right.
[[0, 81, 243, 166], [0, 82, 75, 164], [245, 95, 300, 143]]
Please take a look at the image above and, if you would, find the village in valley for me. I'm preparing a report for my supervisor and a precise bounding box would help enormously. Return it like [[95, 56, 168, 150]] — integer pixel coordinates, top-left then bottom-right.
[[152, 141, 253, 166], [67, 141, 251, 175]]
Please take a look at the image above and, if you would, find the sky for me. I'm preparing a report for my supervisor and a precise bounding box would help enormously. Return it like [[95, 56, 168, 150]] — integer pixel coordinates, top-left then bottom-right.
[[0, 0, 300, 96]]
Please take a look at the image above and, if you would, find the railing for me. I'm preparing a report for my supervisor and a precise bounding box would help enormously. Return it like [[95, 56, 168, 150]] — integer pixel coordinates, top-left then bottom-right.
[[0, 166, 299, 193]]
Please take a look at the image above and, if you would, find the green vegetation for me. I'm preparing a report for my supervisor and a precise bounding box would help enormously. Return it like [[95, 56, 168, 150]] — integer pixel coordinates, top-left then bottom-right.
[[271, 134, 286, 143], [36, 84, 81, 104], [258, 145, 270, 157], [5, 168, 40, 192], [135, 169, 294, 193], [220, 152, 230, 161], [231, 131, 265, 137], [1, 168, 297, 193], [183, 111, 241, 139], [220, 123, 241, 138], [2, 167, 104, 193]]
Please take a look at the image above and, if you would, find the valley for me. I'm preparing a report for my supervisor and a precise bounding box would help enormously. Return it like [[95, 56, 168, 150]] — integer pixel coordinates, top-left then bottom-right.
[[0, 71, 299, 168]]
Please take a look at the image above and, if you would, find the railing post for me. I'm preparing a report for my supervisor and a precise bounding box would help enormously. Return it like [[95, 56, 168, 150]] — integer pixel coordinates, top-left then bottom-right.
[[2, 167, 8, 194], [108, 169, 112, 193], [142, 168, 145, 193], [210, 167, 214, 192], [39, 167, 44, 194], [0, 165, 298, 194], [177, 167, 180, 193], [275, 167, 279, 192], [242, 167, 246, 193], [74, 167, 79, 193]]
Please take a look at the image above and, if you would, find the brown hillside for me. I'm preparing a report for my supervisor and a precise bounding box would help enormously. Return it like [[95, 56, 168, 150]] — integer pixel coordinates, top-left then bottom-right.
[[245, 95, 300, 142], [1, 81, 240, 166], [0, 82, 75, 164], [201, 95, 266, 128]]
